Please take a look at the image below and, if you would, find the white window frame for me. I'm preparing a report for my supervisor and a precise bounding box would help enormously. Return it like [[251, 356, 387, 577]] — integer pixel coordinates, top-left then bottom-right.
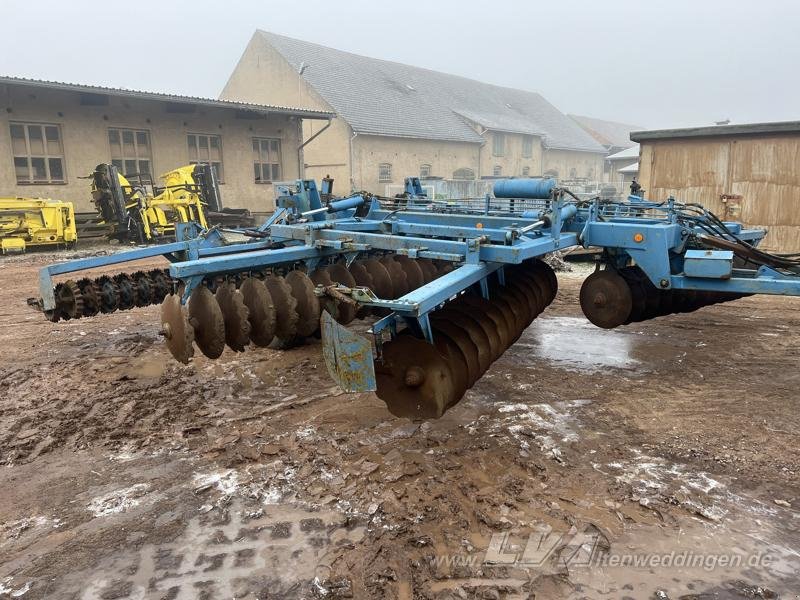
[[10, 122, 67, 184], [188, 133, 224, 182], [108, 128, 153, 176]]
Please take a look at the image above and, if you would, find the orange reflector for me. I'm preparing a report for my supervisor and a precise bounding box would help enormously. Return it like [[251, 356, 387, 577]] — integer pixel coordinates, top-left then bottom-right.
[[633, 233, 644, 243], [476, 223, 484, 229]]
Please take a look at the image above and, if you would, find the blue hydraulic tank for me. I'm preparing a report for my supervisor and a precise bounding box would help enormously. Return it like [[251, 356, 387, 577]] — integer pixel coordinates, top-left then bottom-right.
[[493, 178, 557, 199]]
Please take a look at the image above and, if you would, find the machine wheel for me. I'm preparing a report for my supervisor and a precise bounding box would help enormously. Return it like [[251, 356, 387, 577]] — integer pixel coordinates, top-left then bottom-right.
[[579, 269, 632, 329]]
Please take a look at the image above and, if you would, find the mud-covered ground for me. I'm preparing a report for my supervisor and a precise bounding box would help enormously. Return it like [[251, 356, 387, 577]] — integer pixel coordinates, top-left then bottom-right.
[[1, 249, 799, 600]]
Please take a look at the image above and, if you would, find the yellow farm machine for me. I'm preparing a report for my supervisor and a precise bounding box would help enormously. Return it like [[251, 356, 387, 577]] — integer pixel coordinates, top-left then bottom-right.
[[90, 163, 221, 244], [0, 197, 77, 253]]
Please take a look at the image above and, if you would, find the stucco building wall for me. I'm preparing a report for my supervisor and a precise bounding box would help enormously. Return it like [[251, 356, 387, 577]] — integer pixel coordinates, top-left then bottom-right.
[[0, 83, 302, 212]]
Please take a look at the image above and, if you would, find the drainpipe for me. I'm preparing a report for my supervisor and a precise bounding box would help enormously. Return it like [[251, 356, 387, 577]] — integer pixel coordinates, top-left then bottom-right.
[[297, 117, 333, 179], [477, 126, 488, 180], [349, 128, 358, 191]]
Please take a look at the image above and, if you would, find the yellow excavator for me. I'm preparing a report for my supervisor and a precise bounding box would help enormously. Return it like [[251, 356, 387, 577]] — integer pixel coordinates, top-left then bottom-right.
[[0, 197, 77, 253], [90, 163, 221, 244]]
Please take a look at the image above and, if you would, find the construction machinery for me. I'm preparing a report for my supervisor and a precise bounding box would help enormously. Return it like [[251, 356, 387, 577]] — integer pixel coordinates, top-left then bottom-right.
[[31, 176, 800, 419], [90, 163, 219, 244], [0, 197, 77, 253]]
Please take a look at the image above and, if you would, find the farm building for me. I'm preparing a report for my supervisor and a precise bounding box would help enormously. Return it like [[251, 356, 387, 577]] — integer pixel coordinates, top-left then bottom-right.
[[222, 31, 607, 195]]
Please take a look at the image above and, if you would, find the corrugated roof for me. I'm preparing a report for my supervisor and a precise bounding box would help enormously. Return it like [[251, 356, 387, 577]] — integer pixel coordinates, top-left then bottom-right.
[[606, 145, 640, 161], [0, 75, 334, 119], [569, 114, 642, 149], [258, 31, 605, 153], [631, 120, 800, 142]]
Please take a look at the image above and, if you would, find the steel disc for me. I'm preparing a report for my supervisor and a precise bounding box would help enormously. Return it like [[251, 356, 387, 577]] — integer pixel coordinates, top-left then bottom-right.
[[264, 275, 299, 340], [188, 285, 225, 359], [94, 276, 119, 313], [395, 256, 425, 291], [431, 332, 469, 406], [449, 303, 503, 362], [523, 260, 557, 304], [77, 278, 100, 317], [505, 274, 542, 323], [349, 261, 374, 318], [362, 259, 394, 299], [149, 269, 171, 303], [285, 270, 320, 337], [640, 276, 661, 320], [484, 295, 517, 347], [417, 259, 438, 284], [215, 282, 251, 352], [240, 277, 276, 347], [435, 261, 454, 276], [438, 309, 492, 374], [430, 319, 481, 387], [132, 271, 153, 307], [579, 269, 632, 329], [161, 293, 195, 364], [493, 288, 526, 340], [657, 288, 674, 316], [325, 262, 357, 325], [459, 296, 512, 351], [310, 266, 342, 323], [114, 274, 136, 310], [375, 334, 455, 420], [55, 280, 84, 319], [380, 256, 408, 298], [517, 271, 549, 317], [621, 269, 647, 324], [500, 284, 533, 329]]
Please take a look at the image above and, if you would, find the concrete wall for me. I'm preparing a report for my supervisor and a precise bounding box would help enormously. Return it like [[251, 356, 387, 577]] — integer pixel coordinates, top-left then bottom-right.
[[638, 134, 800, 252], [0, 83, 302, 212]]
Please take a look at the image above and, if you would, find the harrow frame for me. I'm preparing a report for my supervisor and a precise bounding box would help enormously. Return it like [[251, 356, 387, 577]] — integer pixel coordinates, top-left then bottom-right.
[[33, 177, 800, 418]]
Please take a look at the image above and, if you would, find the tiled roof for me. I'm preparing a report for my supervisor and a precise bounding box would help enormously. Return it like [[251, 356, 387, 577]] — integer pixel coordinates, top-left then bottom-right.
[[259, 31, 606, 152]]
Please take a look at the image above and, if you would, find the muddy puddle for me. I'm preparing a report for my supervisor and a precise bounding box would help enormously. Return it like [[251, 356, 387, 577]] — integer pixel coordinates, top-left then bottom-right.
[[520, 315, 687, 373]]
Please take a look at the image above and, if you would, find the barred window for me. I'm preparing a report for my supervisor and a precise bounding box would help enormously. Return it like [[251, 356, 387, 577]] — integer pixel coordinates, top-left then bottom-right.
[[188, 134, 224, 182], [378, 163, 392, 183], [522, 166, 531, 177], [253, 137, 282, 183], [419, 164, 431, 178], [10, 122, 66, 184], [452, 167, 475, 180], [492, 132, 505, 157], [109, 128, 152, 176], [493, 165, 503, 177]]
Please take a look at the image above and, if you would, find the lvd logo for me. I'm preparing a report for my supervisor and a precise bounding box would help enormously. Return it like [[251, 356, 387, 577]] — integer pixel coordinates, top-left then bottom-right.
[[484, 525, 608, 568]]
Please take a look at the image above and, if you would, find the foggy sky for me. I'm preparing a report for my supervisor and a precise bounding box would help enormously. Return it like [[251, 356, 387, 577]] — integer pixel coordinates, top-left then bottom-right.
[[1, 0, 797, 130]]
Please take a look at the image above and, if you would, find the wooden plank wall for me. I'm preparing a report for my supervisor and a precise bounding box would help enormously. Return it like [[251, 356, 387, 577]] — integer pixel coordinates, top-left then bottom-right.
[[638, 135, 800, 252]]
